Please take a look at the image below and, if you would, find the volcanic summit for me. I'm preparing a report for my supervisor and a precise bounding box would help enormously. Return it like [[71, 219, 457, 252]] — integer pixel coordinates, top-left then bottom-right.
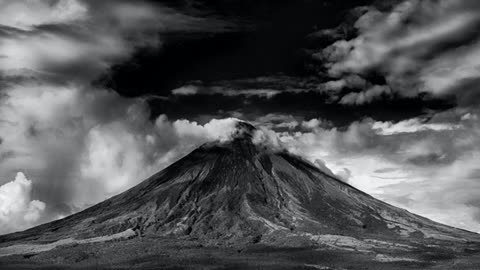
[[1, 121, 480, 268]]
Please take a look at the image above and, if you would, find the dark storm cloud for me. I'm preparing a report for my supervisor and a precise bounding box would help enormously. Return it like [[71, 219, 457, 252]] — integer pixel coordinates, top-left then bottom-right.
[[105, 0, 460, 124], [149, 86, 454, 127], [101, 0, 374, 97], [315, 0, 480, 107]]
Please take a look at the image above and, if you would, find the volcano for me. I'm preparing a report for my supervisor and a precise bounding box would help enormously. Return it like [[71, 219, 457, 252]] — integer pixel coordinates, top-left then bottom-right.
[[1, 121, 480, 269]]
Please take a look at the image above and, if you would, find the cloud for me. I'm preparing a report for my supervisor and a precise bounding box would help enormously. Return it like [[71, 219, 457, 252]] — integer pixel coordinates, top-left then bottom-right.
[[173, 117, 247, 143], [317, 0, 480, 106], [312, 159, 338, 180], [0, 0, 232, 82], [0, 81, 256, 213], [1, 0, 479, 239], [0, 81, 264, 232], [339, 85, 392, 105], [0, 83, 162, 212], [277, 108, 480, 232], [252, 126, 286, 152], [171, 85, 199, 96], [0, 0, 235, 234], [169, 75, 318, 100], [0, 1, 152, 82], [253, 114, 300, 130], [301, 119, 322, 129], [321, 74, 368, 92], [0, 27, 131, 81], [171, 84, 285, 99], [175, 117, 288, 152], [335, 168, 352, 183], [372, 118, 462, 135], [0, 0, 87, 30], [0, 172, 46, 234]]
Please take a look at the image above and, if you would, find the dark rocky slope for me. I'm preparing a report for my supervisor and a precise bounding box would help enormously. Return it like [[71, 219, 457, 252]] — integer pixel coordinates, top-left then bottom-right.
[[1, 121, 478, 252]]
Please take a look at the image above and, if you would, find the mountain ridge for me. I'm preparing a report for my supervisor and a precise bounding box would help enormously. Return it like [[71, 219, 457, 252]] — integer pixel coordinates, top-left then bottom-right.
[[1, 121, 478, 251]]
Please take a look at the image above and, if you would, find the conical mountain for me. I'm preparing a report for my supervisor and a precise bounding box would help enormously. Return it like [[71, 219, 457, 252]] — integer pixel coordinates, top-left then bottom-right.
[[1, 121, 479, 250]]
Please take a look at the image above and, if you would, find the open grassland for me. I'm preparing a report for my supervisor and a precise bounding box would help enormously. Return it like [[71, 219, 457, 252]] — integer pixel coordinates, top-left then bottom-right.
[[1, 236, 480, 270]]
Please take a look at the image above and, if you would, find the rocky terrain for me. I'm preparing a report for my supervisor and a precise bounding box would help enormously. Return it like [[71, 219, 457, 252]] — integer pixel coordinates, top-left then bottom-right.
[[1, 121, 480, 269]]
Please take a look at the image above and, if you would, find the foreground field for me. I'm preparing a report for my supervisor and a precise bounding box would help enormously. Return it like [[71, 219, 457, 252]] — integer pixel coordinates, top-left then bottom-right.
[[1, 236, 480, 270]]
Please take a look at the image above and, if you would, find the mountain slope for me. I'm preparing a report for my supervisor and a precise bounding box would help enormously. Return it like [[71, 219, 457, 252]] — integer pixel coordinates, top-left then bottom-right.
[[1, 121, 478, 252]]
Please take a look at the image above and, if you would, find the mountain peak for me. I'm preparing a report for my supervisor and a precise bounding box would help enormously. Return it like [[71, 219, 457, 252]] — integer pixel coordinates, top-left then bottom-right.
[[229, 120, 257, 141], [202, 119, 285, 154], [1, 119, 478, 257]]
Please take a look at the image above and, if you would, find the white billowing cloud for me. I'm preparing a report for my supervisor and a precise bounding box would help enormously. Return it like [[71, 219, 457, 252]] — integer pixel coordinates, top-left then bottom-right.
[[2, 0, 480, 241], [0, 0, 235, 235], [400, 138, 448, 164], [78, 121, 159, 204], [252, 126, 285, 151], [175, 117, 287, 151], [312, 159, 338, 179], [252, 114, 302, 131], [301, 119, 321, 129], [0, 0, 87, 30], [175, 116, 288, 152], [0, 29, 129, 79], [201, 118, 245, 142], [462, 113, 478, 121], [171, 85, 199, 95], [0, 83, 265, 224], [0, 172, 46, 234], [319, 0, 480, 104], [76, 116, 244, 206], [0, 1, 152, 81], [0, 84, 156, 210], [321, 74, 368, 92], [324, 0, 479, 76], [2, 75, 480, 236], [276, 110, 480, 232], [335, 168, 352, 183], [171, 84, 284, 99], [0, 0, 231, 81], [420, 44, 480, 97], [339, 85, 391, 105], [377, 151, 480, 233], [223, 89, 282, 99], [173, 117, 243, 143], [372, 118, 462, 135]]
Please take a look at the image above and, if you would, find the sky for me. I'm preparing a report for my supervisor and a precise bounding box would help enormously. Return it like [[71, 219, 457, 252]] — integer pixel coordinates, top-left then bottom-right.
[[0, 0, 480, 235]]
